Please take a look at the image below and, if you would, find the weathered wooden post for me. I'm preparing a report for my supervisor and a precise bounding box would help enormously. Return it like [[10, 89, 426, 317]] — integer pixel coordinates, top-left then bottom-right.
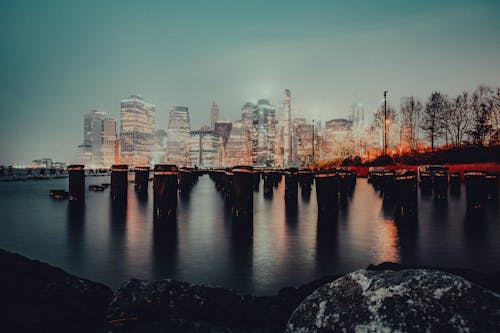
[[433, 170, 449, 201], [224, 168, 233, 201], [449, 172, 461, 195], [394, 170, 418, 219], [253, 170, 261, 192], [153, 164, 178, 220], [285, 168, 299, 204], [68, 165, 85, 202], [299, 168, 314, 197], [315, 168, 338, 216], [465, 170, 487, 209], [134, 166, 150, 195], [232, 165, 254, 217], [486, 172, 498, 201], [111, 164, 128, 203], [263, 170, 274, 198], [178, 167, 193, 195]]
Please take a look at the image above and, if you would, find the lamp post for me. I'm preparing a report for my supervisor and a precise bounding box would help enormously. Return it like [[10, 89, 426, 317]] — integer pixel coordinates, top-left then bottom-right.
[[383, 90, 388, 156], [312, 119, 315, 165]]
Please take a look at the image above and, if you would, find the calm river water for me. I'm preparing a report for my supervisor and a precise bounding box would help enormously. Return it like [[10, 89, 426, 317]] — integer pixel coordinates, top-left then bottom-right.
[[0, 175, 498, 295]]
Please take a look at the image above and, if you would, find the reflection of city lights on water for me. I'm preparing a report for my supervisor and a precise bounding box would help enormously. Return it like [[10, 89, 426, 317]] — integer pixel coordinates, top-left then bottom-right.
[[373, 218, 400, 263]]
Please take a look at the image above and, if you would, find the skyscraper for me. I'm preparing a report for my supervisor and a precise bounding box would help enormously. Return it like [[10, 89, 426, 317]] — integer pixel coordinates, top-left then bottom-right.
[[225, 120, 252, 166], [293, 118, 314, 165], [189, 126, 221, 167], [101, 118, 117, 167], [241, 102, 254, 127], [84, 110, 105, 166], [120, 95, 155, 166], [166, 106, 191, 166], [251, 99, 276, 166], [282, 89, 293, 166], [210, 102, 220, 130], [79, 110, 116, 167]]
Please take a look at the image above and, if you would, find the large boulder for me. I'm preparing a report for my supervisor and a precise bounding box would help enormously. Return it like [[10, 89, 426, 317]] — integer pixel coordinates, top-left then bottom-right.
[[0, 249, 113, 332], [286, 269, 500, 332]]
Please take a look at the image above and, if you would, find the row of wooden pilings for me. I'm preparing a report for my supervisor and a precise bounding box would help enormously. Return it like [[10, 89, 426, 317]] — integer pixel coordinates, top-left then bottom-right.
[[67, 164, 199, 220], [208, 166, 357, 218], [368, 168, 498, 210]]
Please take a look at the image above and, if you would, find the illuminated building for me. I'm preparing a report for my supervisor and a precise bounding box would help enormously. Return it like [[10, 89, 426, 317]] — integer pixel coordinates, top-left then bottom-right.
[[251, 99, 277, 166], [282, 89, 293, 166], [151, 129, 167, 165], [189, 126, 221, 167], [84, 110, 105, 166], [79, 110, 117, 167], [166, 106, 191, 166], [225, 121, 252, 166], [293, 118, 314, 165], [101, 118, 117, 167], [32, 158, 53, 168], [214, 121, 232, 144], [120, 95, 155, 166], [241, 102, 254, 127], [319, 118, 354, 160], [210, 102, 220, 130]]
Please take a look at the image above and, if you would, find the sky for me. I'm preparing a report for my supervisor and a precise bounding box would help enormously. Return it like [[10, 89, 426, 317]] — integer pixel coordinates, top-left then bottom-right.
[[1, 0, 499, 164]]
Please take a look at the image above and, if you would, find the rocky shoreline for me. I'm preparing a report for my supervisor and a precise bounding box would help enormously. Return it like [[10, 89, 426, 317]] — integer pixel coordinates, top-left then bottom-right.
[[1, 248, 499, 332]]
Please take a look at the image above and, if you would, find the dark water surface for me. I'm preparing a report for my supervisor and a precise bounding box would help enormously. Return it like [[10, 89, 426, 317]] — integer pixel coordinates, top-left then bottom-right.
[[0, 175, 498, 295]]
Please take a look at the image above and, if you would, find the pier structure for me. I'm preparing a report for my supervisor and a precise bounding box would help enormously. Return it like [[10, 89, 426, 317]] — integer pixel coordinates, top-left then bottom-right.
[[68, 165, 85, 202], [315, 168, 338, 216], [111, 164, 128, 203], [134, 166, 150, 195], [153, 164, 178, 220], [232, 165, 254, 217]]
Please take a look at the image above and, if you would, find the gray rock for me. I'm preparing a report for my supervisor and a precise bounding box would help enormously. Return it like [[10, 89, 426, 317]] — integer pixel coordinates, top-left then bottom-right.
[[286, 269, 500, 332], [107, 276, 342, 332]]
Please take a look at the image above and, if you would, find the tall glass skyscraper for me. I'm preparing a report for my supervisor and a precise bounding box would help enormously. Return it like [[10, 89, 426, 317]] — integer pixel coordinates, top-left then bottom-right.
[[120, 95, 155, 166], [166, 106, 191, 166], [102, 118, 117, 167], [189, 126, 221, 167], [210, 102, 220, 130], [79, 110, 116, 167], [251, 99, 277, 166], [225, 120, 252, 166]]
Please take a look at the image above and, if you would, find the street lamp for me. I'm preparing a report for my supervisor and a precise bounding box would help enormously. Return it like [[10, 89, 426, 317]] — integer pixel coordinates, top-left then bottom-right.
[[383, 90, 388, 156], [312, 119, 315, 164]]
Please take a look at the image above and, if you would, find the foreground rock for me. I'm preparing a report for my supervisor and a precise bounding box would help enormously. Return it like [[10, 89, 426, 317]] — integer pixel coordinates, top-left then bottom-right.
[[2, 248, 499, 332], [0, 249, 113, 332], [107, 277, 341, 332], [286, 269, 500, 332]]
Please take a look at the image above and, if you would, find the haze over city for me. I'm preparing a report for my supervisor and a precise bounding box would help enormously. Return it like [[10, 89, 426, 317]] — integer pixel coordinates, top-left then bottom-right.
[[1, 0, 500, 164]]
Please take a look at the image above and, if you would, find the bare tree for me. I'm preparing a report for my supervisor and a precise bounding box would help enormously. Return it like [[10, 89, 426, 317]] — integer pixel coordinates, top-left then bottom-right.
[[469, 85, 494, 146], [372, 104, 398, 151], [422, 91, 446, 151], [447, 92, 471, 147], [400, 96, 422, 151], [491, 88, 500, 144]]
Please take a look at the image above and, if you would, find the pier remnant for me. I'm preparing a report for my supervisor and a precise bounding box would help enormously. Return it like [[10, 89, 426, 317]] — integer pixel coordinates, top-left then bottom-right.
[[111, 164, 129, 202], [134, 166, 150, 195], [154, 164, 178, 219], [232, 166, 254, 217], [315, 169, 338, 216], [285, 168, 298, 204], [465, 170, 487, 209], [68, 165, 85, 202]]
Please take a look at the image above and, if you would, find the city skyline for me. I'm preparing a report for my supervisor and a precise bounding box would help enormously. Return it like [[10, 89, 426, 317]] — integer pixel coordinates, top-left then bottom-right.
[[1, 0, 500, 164]]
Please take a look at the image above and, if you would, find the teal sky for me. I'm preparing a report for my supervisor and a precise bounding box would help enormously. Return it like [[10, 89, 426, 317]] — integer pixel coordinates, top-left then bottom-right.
[[1, 0, 499, 164]]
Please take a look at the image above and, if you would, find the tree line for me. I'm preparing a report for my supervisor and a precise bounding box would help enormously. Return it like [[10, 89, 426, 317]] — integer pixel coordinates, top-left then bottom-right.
[[372, 85, 500, 153]]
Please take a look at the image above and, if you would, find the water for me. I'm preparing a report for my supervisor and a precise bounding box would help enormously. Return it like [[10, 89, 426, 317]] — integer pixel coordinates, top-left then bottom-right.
[[0, 175, 498, 295]]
